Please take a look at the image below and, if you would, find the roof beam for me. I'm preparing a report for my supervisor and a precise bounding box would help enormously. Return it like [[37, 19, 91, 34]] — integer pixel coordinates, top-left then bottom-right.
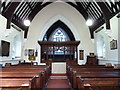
[[24, 2, 51, 38], [2, 1, 20, 29], [67, 2, 88, 20], [12, 16, 28, 31], [97, 2, 113, 29], [119, 1, 120, 8], [85, 2, 91, 11], [26, 2, 33, 11], [2, 0, 10, 14], [1, 2, 6, 13], [0, 1, 1, 14], [28, 2, 51, 21], [90, 16, 104, 38], [16, 2, 27, 20], [90, 15, 104, 30], [97, 2, 112, 20]]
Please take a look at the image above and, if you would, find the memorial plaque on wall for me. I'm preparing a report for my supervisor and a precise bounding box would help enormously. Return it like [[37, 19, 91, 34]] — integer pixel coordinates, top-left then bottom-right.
[[1, 40, 10, 56], [79, 50, 84, 60], [28, 49, 34, 56]]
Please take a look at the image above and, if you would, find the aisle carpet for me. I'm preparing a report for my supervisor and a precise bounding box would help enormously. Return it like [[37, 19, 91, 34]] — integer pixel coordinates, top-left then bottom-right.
[[45, 74, 72, 89]]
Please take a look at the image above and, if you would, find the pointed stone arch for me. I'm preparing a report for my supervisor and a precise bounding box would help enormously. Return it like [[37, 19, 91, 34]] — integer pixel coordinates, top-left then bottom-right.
[[44, 20, 75, 41]]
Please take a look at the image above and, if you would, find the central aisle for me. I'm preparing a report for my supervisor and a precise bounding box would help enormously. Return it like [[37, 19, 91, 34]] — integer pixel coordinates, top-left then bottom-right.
[[45, 74, 72, 89]]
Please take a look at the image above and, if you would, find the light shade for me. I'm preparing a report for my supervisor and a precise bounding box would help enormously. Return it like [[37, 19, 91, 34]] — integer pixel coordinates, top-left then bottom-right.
[[24, 19, 30, 26], [86, 19, 93, 26]]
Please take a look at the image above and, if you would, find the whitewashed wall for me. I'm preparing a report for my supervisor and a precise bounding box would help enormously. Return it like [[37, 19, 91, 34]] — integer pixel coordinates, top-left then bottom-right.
[[94, 14, 119, 66], [0, 3, 119, 66], [118, 14, 120, 64], [0, 15, 24, 66], [24, 2, 94, 64]]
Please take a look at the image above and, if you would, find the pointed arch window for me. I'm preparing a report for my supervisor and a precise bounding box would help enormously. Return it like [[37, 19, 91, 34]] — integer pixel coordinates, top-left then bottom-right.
[[12, 34, 22, 59], [48, 27, 70, 41], [96, 35, 106, 58]]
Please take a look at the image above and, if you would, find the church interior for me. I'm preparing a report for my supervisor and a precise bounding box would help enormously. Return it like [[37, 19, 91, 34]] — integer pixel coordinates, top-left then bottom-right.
[[0, 0, 120, 90]]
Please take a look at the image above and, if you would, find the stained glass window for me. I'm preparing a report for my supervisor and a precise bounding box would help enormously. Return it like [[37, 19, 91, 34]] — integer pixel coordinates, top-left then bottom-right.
[[49, 27, 70, 42]]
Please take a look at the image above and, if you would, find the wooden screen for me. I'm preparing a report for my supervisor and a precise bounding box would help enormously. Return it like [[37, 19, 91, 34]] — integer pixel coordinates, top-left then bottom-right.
[[38, 41, 80, 62]]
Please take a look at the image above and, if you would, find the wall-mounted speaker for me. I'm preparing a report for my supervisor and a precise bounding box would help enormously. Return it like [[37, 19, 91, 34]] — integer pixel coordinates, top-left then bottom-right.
[[106, 19, 110, 29]]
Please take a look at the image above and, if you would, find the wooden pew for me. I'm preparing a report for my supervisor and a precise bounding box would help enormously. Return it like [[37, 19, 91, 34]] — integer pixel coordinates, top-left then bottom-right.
[[2, 65, 51, 80], [77, 77, 120, 90], [0, 71, 44, 89], [67, 64, 113, 68], [72, 72, 120, 89], [66, 64, 114, 72], [1, 65, 51, 89], [0, 72, 40, 78], [66, 64, 114, 73], [67, 67, 119, 85], [6, 64, 49, 68], [66, 65, 120, 89], [71, 72, 120, 88], [0, 76, 38, 90], [67, 67, 119, 81], [66, 65, 116, 81]]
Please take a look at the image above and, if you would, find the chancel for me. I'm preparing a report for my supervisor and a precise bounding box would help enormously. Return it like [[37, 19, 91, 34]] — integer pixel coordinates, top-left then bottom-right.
[[0, 0, 120, 90]]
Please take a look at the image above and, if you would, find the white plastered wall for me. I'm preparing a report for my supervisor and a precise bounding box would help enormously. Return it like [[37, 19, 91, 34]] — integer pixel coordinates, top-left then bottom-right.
[[24, 2, 94, 64], [94, 14, 119, 65], [118, 14, 120, 64], [0, 15, 24, 66]]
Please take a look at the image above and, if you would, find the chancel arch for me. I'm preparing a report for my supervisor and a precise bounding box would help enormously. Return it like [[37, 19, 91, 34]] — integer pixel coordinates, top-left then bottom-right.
[[38, 20, 80, 63], [38, 20, 80, 62], [25, 2, 94, 63]]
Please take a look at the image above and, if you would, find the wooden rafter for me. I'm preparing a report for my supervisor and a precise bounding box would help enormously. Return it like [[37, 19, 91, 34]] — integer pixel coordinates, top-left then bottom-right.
[[85, 2, 91, 11], [24, 2, 52, 38], [1, 0, 120, 39], [12, 16, 28, 31], [0, 1, 1, 14], [97, 2, 112, 20], [90, 15, 104, 38], [1, 0, 10, 14], [28, 2, 51, 21], [67, 2, 88, 20], [26, 2, 33, 11], [2, 1, 20, 29]]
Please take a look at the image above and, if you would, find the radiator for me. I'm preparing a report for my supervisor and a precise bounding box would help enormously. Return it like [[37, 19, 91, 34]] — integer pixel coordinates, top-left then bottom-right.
[[52, 62, 66, 74]]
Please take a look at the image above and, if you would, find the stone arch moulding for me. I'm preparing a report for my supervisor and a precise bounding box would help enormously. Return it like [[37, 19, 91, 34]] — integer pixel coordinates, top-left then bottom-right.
[[38, 15, 80, 41], [44, 20, 75, 41]]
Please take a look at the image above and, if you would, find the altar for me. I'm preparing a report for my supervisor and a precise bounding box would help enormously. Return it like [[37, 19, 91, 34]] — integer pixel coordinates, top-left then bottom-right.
[[52, 62, 66, 74]]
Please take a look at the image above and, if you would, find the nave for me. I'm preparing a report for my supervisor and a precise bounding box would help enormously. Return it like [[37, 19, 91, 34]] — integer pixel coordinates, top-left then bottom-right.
[[0, 1, 120, 90]]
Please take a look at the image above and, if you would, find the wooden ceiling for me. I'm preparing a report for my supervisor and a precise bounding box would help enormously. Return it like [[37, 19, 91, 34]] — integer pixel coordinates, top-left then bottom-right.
[[1, 0, 120, 38]]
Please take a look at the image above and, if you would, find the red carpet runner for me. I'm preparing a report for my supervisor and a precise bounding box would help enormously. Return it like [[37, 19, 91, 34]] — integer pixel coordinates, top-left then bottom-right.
[[45, 74, 71, 89]]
